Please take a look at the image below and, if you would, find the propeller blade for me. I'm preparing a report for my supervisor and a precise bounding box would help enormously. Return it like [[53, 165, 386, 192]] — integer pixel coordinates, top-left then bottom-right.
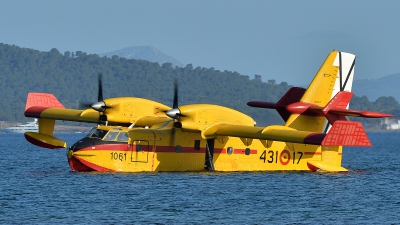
[[78, 72, 113, 113], [173, 79, 178, 109], [98, 72, 103, 102], [165, 79, 186, 120]]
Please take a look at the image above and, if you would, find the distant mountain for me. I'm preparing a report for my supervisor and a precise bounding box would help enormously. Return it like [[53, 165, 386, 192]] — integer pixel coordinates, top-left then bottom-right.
[[353, 73, 400, 102], [99, 46, 185, 67]]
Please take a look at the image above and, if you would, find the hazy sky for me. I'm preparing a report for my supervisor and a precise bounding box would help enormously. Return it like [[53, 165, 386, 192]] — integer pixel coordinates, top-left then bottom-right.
[[1, 0, 400, 85]]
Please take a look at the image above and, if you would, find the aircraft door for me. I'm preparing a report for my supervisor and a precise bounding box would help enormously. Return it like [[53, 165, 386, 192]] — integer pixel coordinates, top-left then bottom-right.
[[130, 140, 150, 163], [204, 139, 215, 171]]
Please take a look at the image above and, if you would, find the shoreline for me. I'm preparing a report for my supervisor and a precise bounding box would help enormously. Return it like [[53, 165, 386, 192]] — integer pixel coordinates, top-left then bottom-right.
[[0, 121, 93, 134]]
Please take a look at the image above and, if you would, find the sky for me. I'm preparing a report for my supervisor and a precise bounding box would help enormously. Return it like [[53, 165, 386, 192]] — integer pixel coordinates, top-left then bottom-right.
[[1, 0, 400, 85]]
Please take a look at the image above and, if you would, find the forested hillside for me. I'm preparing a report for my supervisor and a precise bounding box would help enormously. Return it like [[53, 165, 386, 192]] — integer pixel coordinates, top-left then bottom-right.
[[0, 43, 398, 129], [352, 73, 400, 101]]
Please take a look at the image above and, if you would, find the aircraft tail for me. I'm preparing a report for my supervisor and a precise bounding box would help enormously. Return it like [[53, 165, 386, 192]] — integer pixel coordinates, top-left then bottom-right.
[[247, 50, 356, 129], [285, 50, 356, 132], [24, 93, 66, 149]]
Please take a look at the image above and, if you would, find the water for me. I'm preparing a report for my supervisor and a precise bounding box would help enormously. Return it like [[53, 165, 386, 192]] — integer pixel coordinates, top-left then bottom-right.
[[1, 132, 400, 224]]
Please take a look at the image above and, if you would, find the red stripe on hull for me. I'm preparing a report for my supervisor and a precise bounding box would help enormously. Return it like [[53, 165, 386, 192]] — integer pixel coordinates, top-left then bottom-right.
[[76, 144, 258, 155], [72, 157, 115, 172], [233, 149, 257, 154], [68, 157, 94, 172]]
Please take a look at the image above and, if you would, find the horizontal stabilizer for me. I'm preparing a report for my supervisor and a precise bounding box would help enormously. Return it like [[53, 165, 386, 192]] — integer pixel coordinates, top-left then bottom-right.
[[327, 109, 393, 118], [247, 87, 306, 121], [283, 91, 392, 123]]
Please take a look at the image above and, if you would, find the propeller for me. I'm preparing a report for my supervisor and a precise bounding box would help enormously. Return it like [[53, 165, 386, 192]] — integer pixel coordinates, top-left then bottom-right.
[[165, 80, 185, 121], [79, 72, 110, 124], [164, 79, 185, 146]]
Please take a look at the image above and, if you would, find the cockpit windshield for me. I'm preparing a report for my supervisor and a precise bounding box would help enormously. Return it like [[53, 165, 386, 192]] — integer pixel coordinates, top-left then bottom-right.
[[103, 131, 119, 141], [90, 129, 108, 139], [116, 132, 129, 142], [85, 127, 97, 137], [102, 131, 129, 142]]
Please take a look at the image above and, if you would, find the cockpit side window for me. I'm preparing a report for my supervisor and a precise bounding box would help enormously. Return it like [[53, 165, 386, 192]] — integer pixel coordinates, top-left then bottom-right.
[[103, 131, 119, 141], [116, 132, 129, 142], [90, 129, 108, 139]]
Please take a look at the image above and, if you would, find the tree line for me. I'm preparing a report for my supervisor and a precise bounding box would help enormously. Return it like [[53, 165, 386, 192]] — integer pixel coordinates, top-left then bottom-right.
[[0, 43, 397, 129]]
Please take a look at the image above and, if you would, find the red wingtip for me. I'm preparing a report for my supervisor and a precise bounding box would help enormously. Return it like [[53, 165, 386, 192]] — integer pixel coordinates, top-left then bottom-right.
[[25, 93, 64, 112]]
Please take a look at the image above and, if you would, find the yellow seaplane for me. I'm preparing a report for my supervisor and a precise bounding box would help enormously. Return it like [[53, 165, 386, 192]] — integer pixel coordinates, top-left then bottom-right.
[[24, 50, 392, 172]]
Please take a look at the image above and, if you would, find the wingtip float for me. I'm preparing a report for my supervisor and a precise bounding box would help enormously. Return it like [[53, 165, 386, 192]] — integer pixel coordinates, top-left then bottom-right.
[[23, 50, 393, 172]]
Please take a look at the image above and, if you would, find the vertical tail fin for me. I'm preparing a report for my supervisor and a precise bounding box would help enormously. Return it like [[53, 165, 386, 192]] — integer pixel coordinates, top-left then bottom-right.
[[285, 50, 356, 132]]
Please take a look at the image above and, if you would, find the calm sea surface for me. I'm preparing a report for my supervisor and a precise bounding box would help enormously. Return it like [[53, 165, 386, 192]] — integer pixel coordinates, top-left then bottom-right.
[[0, 132, 399, 224]]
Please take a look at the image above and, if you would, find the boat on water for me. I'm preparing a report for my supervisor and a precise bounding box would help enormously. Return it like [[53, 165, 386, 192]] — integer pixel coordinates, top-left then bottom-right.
[[2, 119, 38, 133]]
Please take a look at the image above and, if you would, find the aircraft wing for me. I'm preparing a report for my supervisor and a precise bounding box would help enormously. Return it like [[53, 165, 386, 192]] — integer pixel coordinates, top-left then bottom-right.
[[201, 120, 371, 147], [24, 93, 102, 124], [25, 106, 101, 123], [201, 123, 324, 145], [24, 92, 172, 126]]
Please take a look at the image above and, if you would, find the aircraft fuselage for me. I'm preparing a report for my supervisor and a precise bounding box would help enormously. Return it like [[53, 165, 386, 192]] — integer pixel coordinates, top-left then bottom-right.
[[67, 124, 342, 172]]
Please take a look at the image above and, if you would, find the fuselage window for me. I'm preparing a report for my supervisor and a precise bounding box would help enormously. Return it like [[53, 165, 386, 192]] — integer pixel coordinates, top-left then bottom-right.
[[116, 132, 129, 142], [103, 131, 119, 141], [175, 145, 182, 153], [245, 148, 250, 155], [227, 147, 233, 155], [194, 140, 200, 150], [91, 129, 108, 139]]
